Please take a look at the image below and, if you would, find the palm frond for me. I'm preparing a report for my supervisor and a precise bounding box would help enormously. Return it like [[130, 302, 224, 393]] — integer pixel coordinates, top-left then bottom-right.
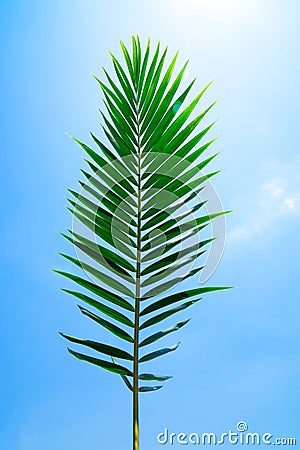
[[56, 35, 231, 450]]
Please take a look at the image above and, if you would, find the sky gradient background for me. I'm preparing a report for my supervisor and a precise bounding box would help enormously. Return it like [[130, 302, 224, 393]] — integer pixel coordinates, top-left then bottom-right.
[[1, 1, 300, 449]]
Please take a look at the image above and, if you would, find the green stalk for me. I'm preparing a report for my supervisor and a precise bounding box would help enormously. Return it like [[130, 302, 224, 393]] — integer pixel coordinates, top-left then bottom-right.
[[133, 95, 141, 450]]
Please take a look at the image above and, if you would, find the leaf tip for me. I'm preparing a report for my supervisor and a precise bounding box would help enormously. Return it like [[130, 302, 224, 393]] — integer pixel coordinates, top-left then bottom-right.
[[67, 347, 76, 357]]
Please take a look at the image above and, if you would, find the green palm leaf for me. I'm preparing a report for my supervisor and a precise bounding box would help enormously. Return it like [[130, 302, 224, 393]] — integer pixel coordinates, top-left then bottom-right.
[[79, 306, 134, 343], [139, 320, 190, 348], [56, 36, 231, 450], [139, 373, 172, 381], [60, 333, 134, 360], [139, 343, 180, 363], [139, 386, 163, 392], [68, 348, 133, 376]]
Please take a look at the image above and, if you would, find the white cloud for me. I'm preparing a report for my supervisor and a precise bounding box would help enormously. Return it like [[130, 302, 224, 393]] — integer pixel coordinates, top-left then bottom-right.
[[228, 158, 300, 245]]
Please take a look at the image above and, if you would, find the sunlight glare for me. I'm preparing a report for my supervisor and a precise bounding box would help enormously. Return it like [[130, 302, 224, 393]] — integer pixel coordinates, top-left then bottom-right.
[[165, 0, 256, 21]]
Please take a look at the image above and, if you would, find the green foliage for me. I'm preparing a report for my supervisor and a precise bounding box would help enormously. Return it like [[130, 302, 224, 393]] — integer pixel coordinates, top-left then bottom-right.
[[56, 35, 231, 449]]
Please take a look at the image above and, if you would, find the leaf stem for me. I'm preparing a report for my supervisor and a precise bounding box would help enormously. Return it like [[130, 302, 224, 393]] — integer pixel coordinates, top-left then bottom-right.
[[133, 100, 141, 450]]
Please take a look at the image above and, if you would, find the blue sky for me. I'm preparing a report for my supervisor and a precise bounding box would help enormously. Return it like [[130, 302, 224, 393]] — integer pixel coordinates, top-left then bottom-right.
[[1, 1, 300, 449]]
